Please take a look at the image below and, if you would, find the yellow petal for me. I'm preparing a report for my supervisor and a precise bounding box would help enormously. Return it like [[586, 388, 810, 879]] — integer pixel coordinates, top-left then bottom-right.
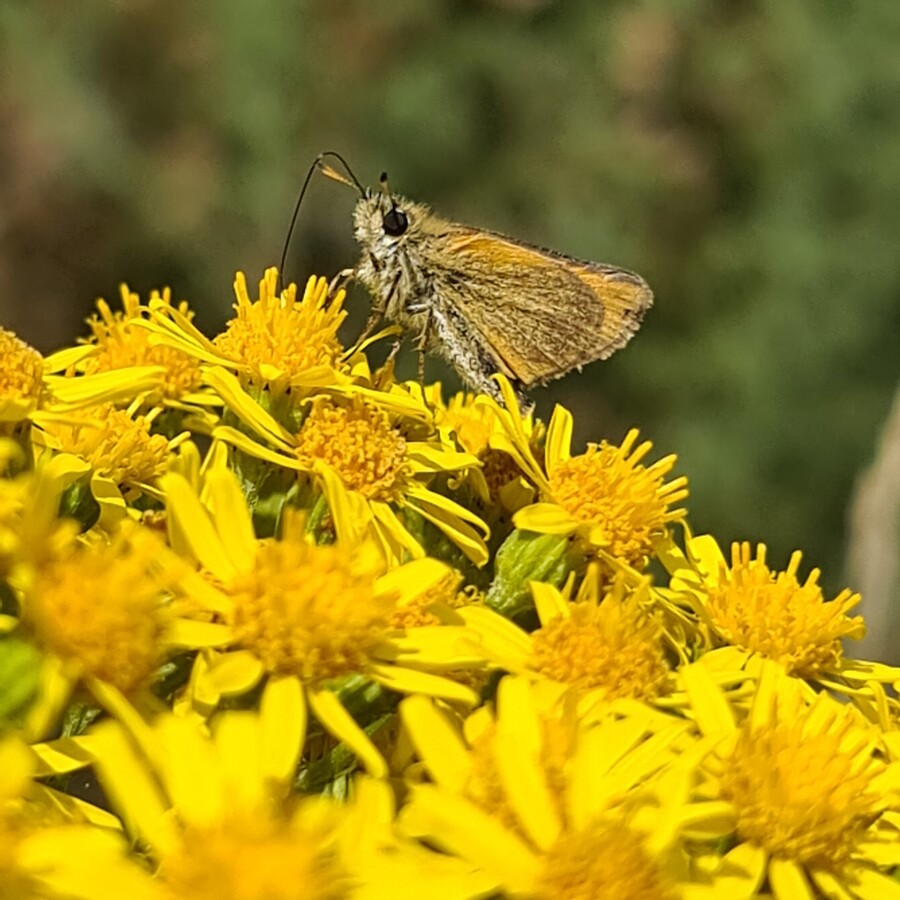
[[370, 500, 425, 561], [42, 344, 96, 373], [204, 466, 257, 573], [493, 715, 560, 851], [457, 606, 532, 670], [162, 472, 238, 581], [260, 675, 306, 786], [46, 367, 165, 407], [530, 580, 569, 625], [369, 664, 478, 706], [513, 502, 579, 535], [165, 619, 233, 650], [307, 686, 387, 777], [156, 716, 223, 828], [400, 695, 473, 791], [406, 443, 479, 473], [203, 366, 295, 447], [90, 721, 178, 858], [376, 556, 450, 605], [91, 473, 128, 531], [704, 842, 767, 900], [768, 857, 814, 900], [679, 661, 736, 740], [314, 461, 372, 547], [400, 784, 538, 895], [404, 484, 489, 566], [837, 864, 900, 900], [809, 869, 857, 900], [212, 424, 300, 467], [30, 737, 94, 778], [383, 625, 488, 669], [544, 403, 573, 479], [205, 650, 265, 696], [215, 713, 266, 814], [686, 534, 728, 585]]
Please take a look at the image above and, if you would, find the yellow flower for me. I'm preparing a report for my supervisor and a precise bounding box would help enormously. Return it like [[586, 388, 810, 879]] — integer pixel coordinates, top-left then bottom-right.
[[16, 521, 226, 736], [163, 466, 488, 777], [399, 675, 702, 899], [89, 707, 493, 900], [37, 404, 173, 487], [662, 535, 898, 697], [0, 328, 44, 427], [0, 448, 106, 598], [215, 269, 347, 389], [138, 268, 350, 402], [460, 575, 674, 706], [32, 402, 191, 527], [426, 384, 538, 512], [490, 376, 688, 569], [78, 285, 203, 405], [294, 395, 411, 502], [211, 373, 489, 566], [683, 660, 900, 897], [0, 736, 155, 899]]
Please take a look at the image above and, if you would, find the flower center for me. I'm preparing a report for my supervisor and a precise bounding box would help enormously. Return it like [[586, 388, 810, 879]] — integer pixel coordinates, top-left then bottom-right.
[[83, 288, 201, 399], [213, 271, 346, 393], [161, 819, 350, 900], [26, 529, 169, 693], [529, 595, 669, 701], [42, 404, 171, 486], [535, 820, 677, 900], [705, 543, 864, 676], [294, 398, 409, 501], [479, 448, 523, 501], [0, 329, 43, 409], [463, 709, 577, 844], [229, 538, 394, 680], [719, 707, 884, 867], [548, 430, 687, 567]]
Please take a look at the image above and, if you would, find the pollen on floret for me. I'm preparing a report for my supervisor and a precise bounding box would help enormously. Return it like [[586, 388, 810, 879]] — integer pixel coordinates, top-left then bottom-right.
[[0, 329, 44, 408], [704, 542, 864, 676], [548, 429, 688, 567], [41, 404, 171, 486], [535, 820, 678, 900], [293, 396, 410, 502], [229, 536, 396, 681], [719, 701, 885, 868], [25, 528, 171, 693], [529, 587, 670, 702], [213, 270, 346, 393], [160, 815, 350, 900], [82, 286, 202, 399]]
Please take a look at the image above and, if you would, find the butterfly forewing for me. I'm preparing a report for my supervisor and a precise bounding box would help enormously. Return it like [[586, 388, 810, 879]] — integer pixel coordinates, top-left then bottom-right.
[[437, 230, 652, 385]]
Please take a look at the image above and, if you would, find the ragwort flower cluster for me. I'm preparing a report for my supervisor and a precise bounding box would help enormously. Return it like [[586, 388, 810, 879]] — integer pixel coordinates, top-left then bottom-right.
[[1, 265, 898, 900]]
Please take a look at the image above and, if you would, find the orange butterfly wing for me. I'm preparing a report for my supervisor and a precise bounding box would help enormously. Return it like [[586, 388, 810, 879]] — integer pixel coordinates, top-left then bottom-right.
[[436, 230, 652, 385]]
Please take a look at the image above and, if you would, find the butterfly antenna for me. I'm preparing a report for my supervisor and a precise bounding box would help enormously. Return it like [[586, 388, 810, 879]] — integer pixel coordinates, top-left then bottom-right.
[[379, 171, 399, 214], [279, 151, 366, 292]]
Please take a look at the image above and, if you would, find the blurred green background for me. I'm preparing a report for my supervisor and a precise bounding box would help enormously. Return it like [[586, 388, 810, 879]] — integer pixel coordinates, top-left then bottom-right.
[[2, 1, 899, 608]]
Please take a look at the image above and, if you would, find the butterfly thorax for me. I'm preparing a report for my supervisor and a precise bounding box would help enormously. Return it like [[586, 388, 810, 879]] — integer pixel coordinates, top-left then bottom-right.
[[352, 194, 451, 333]]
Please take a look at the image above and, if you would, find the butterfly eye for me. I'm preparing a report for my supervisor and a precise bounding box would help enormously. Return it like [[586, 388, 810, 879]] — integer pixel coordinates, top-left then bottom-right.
[[382, 207, 408, 237]]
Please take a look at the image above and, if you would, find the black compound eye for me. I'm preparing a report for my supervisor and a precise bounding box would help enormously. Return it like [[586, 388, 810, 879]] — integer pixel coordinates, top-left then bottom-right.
[[382, 207, 408, 237]]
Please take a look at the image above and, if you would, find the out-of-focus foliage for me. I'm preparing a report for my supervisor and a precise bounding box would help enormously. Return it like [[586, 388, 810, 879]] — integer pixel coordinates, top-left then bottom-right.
[[2, 0, 899, 593]]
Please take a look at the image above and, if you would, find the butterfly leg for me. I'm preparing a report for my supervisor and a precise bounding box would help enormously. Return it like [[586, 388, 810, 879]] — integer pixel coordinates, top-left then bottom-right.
[[327, 267, 355, 298], [385, 336, 403, 366], [356, 270, 402, 345], [413, 310, 435, 384]]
